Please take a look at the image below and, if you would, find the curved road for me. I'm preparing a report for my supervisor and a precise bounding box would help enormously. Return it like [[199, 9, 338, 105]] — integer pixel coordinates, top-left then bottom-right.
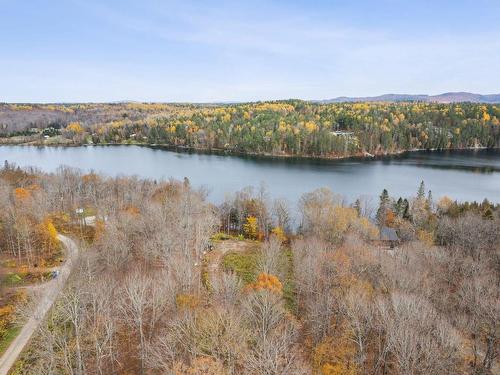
[[0, 234, 78, 375]]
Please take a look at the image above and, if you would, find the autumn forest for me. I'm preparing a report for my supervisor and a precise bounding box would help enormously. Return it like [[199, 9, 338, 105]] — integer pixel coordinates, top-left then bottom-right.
[[0, 162, 498, 374], [1, 101, 499, 158]]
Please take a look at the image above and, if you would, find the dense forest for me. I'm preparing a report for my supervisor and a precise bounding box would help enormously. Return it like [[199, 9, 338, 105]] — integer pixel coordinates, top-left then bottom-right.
[[0, 164, 498, 374], [1, 101, 499, 158]]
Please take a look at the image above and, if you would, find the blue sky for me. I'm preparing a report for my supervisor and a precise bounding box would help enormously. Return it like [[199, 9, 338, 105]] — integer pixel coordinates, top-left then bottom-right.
[[1, 0, 499, 102]]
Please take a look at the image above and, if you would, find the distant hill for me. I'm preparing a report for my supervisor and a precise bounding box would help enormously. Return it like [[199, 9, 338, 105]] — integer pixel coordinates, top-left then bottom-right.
[[320, 92, 500, 104]]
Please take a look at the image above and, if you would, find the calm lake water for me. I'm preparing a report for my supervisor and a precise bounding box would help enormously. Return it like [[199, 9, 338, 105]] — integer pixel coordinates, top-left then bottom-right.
[[1, 146, 499, 207]]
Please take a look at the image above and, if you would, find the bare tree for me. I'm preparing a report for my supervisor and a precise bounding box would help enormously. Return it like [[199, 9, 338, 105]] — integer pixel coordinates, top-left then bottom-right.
[[458, 272, 499, 373], [272, 197, 292, 232], [58, 287, 86, 375], [243, 319, 306, 375], [119, 270, 154, 375], [437, 213, 499, 261], [378, 292, 461, 375], [257, 236, 285, 280], [343, 285, 373, 369], [210, 272, 243, 308]]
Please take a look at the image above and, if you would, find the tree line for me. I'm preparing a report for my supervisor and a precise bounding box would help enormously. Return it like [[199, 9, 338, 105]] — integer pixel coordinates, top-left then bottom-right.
[[2, 101, 499, 157]]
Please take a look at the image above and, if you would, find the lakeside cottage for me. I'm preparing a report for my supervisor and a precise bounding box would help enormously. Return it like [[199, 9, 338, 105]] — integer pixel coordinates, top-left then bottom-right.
[[330, 130, 354, 136], [379, 226, 399, 248]]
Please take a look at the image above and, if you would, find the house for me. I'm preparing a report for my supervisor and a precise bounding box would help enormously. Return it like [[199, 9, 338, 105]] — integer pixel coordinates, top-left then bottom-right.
[[330, 130, 354, 137], [379, 226, 399, 248]]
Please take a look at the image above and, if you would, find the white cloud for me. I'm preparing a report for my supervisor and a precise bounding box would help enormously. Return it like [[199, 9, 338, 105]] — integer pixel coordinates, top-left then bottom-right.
[[2, 0, 499, 101]]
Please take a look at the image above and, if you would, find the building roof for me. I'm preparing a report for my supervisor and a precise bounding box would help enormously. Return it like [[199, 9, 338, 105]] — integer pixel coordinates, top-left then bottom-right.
[[380, 227, 399, 241]]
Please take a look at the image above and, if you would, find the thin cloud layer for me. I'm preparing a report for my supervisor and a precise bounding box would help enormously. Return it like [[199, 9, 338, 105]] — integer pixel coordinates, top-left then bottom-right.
[[0, 0, 499, 102]]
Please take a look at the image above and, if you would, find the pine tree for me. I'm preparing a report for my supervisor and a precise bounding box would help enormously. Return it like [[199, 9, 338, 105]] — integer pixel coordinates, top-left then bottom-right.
[[376, 189, 390, 227], [353, 199, 361, 217], [427, 190, 433, 210], [483, 207, 494, 220], [394, 197, 404, 217], [417, 181, 426, 200], [402, 199, 411, 220]]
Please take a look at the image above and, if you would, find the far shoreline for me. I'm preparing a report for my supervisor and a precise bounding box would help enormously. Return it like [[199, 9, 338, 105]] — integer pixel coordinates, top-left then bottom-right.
[[0, 138, 498, 164]]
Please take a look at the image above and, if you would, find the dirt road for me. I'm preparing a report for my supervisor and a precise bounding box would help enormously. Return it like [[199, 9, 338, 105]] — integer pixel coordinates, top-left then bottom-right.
[[0, 234, 78, 375]]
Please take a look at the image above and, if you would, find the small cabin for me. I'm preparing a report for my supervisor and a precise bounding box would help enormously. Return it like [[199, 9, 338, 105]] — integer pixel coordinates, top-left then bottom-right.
[[379, 227, 399, 248], [330, 130, 354, 137]]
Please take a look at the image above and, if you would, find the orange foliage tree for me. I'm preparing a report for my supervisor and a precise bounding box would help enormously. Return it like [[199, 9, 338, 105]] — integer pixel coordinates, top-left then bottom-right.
[[173, 356, 225, 375], [247, 273, 283, 294], [13, 187, 31, 201]]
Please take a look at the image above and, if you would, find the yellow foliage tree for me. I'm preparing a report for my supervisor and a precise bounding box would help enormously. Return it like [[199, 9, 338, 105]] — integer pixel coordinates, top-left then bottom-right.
[[271, 226, 286, 243], [93, 219, 106, 241], [312, 331, 358, 375], [37, 217, 58, 255], [66, 122, 84, 133], [304, 121, 318, 133], [417, 229, 434, 247], [243, 216, 258, 239], [175, 293, 200, 310], [437, 196, 453, 213]]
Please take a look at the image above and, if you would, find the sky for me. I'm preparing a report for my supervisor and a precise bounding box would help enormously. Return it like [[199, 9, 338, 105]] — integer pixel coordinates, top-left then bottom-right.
[[0, 0, 499, 103]]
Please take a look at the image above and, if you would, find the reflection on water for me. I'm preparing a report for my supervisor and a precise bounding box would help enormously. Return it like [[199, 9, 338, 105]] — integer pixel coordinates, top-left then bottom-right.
[[378, 150, 500, 173], [0, 146, 499, 204]]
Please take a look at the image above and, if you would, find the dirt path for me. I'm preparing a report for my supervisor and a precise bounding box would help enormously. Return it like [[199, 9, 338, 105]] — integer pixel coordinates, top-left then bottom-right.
[[0, 234, 78, 375]]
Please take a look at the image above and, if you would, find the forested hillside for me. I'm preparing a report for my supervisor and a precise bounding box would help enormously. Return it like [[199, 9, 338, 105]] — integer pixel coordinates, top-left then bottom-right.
[[1, 101, 499, 158], [0, 165, 498, 374]]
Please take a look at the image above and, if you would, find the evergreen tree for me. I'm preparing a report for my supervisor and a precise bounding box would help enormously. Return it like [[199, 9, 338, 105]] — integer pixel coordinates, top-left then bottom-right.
[[376, 189, 390, 227], [353, 199, 361, 217], [417, 181, 426, 200], [481, 198, 492, 212], [402, 199, 411, 220], [483, 207, 494, 220], [394, 197, 404, 217], [427, 190, 433, 210]]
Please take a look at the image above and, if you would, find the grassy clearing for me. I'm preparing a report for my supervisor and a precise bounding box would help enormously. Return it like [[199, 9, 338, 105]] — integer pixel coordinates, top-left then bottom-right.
[[0, 325, 20, 355], [211, 232, 233, 241], [83, 207, 96, 217], [2, 273, 23, 286], [1, 259, 17, 268], [222, 246, 297, 312], [222, 250, 260, 284], [211, 232, 244, 241], [2, 270, 54, 287]]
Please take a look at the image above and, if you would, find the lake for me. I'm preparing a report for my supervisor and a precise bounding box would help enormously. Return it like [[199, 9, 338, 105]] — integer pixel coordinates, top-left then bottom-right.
[[1, 146, 499, 207]]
